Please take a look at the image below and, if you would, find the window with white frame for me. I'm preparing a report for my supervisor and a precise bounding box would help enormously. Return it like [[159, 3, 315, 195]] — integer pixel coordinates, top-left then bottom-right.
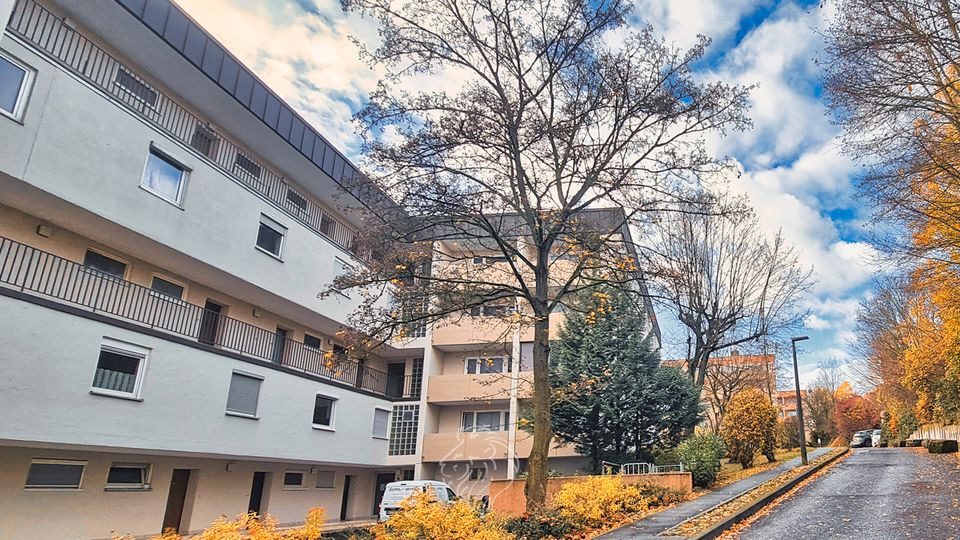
[[461, 411, 509, 432], [316, 470, 336, 489], [225, 371, 262, 418], [141, 148, 187, 204], [469, 466, 487, 480], [256, 214, 286, 258], [0, 51, 34, 120], [282, 471, 306, 490], [91, 339, 149, 399], [106, 463, 151, 490], [465, 356, 508, 374], [312, 394, 337, 429], [373, 408, 390, 439], [24, 459, 86, 490]]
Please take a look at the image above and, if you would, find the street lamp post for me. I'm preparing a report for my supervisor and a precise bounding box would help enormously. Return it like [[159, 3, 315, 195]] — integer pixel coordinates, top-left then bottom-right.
[[791, 336, 810, 465]]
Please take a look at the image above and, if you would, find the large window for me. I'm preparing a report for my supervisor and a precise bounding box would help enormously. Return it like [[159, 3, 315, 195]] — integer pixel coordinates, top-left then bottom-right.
[[373, 408, 390, 439], [24, 460, 86, 490], [91, 339, 149, 399], [462, 411, 509, 432], [106, 463, 150, 490], [0, 51, 34, 120], [225, 371, 262, 418], [465, 356, 508, 374], [141, 148, 187, 204], [312, 394, 337, 429], [83, 250, 127, 279], [256, 214, 286, 258], [150, 276, 185, 300]]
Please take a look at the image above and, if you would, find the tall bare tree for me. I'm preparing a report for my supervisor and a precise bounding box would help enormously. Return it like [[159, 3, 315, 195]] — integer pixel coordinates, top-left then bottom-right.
[[333, 0, 751, 511], [645, 198, 813, 386], [702, 352, 775, 432], [822, 0, 960, 266]]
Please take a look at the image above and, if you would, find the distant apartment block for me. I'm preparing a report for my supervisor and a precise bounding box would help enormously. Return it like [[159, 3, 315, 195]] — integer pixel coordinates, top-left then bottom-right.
[[0, 0, 659, 537]]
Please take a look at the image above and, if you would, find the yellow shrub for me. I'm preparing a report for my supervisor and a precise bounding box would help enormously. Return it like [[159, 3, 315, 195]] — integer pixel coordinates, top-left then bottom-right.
[[370, 490, 514, 540], [552, 475, 646, 528], [112, 508, 325, 540]]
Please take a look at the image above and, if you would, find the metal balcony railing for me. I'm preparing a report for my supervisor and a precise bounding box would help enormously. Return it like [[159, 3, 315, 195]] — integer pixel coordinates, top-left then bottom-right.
[[0, 235, 419, 398], [6, 0, 361, 257]]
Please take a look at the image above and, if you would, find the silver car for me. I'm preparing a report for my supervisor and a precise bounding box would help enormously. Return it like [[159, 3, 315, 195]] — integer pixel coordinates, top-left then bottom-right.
[[871, 429, 882, 447]]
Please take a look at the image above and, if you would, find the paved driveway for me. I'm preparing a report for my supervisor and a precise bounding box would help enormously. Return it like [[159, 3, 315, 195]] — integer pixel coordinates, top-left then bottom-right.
[[737, 447, 960, 539]]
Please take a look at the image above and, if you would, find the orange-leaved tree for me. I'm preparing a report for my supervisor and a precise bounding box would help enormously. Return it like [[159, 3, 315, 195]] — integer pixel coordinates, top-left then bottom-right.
[[720, 387, 778, 468]]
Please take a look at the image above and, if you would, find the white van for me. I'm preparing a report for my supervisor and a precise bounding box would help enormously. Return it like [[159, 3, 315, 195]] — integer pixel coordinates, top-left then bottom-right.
[[377, 480, 458, 522]]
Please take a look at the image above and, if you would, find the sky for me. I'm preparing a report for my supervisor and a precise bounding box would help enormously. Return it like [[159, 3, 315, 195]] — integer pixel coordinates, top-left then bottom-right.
[[177, 0, 875, 391]]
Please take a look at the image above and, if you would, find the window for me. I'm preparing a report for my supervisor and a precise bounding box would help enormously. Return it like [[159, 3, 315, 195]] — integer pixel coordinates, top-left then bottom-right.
[[472, 256, 508, 265], [234, 152, 262, 180], [319, 212, 334, 235], [91, 340, 148, 399], [106, 464, 150, 490], [468, 305, 510, 317], [286, 188, 308, 213], [466, 356, 507, 374], [462, 411, 509, 432], [0, 51, 33, 120], [256, 214, 286, 258], [283, 471, 306, 490], [334, 258, 352, 278], [114, 68, 159, 108], [469, 466, 486, 481], [190, 124, 219, 158], [316, 470, 336, 489], [304, 334, 323, 350], [373, 408, 390, 439], [225, 371, 262, 418], [150, 276, 184, 300], [313, 395, 336, 429], [83, 250, 127, 279], [141, 149, 187, 204], [24, 460, 85, 489]]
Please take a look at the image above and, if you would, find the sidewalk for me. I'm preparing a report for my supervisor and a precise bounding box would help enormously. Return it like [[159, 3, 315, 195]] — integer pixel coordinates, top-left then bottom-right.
[[598, 447, 833, 539]]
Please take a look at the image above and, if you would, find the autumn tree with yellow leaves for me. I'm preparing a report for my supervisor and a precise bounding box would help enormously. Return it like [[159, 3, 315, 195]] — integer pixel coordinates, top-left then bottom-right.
[[720, 388, 779, 468]]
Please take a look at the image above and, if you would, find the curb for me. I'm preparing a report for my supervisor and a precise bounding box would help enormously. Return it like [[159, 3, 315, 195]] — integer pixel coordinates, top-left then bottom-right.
[[686, 448, 849, 540]]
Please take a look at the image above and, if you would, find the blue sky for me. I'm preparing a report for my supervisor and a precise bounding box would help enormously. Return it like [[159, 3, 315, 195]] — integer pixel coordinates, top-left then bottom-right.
[[178, 0, 874, 390]]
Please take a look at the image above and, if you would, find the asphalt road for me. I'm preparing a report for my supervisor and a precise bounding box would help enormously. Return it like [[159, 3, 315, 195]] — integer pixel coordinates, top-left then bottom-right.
[[737, 447, 960, 539]]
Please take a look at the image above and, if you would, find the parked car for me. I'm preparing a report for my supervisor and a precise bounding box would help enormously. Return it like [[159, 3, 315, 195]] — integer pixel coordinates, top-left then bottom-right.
[[378, 480, 458, 522], [871, 429, 883, 447], [850, 430, 873, 448]]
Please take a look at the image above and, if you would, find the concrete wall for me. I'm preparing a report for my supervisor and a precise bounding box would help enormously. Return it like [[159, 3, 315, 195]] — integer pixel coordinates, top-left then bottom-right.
[[0, 445, 386, 539], [0, 294, 393, 466], [488, 472, 693, 517]]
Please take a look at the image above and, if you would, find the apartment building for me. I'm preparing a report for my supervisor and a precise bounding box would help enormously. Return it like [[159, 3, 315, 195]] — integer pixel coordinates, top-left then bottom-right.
[[0, 0, 424, 537], [0, 0, 660, 537]]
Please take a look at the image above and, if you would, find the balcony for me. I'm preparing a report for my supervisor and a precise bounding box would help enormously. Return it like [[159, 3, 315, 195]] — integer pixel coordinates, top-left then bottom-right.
[[427, 373, 532, 403], [6, 0, 362, 258], [0, 235, 419, 400], [421, 431, 580, 462]]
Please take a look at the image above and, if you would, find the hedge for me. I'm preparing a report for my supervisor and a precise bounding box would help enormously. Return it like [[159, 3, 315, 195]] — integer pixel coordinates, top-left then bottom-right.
[[927, 440, 959, 454]]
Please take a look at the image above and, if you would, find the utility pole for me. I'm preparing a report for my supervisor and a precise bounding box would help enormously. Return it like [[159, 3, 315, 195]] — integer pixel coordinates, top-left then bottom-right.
[[791, 336, 809, 465]]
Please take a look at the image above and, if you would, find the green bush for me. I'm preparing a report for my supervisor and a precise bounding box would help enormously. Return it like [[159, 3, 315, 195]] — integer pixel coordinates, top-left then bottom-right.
[[927, 440, 959, 454], [503, 510, 576, 540], [676, 433, 726, 488]]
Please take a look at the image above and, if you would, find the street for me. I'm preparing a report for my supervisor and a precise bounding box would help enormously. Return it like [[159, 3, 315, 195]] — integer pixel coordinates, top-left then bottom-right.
[[737, 448, 960, 539]]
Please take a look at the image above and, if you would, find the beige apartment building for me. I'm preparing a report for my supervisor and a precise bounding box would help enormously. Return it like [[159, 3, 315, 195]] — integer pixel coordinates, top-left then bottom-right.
[[0, 0, 659, 538]]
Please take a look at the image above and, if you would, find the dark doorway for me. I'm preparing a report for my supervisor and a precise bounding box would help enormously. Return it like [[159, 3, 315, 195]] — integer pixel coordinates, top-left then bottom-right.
[[340, 475, 353, 521], [161, 469, 191, 533], [272, 327, 288, 364], [198, 300, 223, 345], [386, 363, 406, 398], [354, 359, 366, 389], [374, 472, 396, 515], [248, 471, 267, 515]]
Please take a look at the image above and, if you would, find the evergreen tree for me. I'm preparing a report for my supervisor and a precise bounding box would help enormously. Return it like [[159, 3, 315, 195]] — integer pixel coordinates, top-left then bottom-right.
[[551, 289, 701, 472]]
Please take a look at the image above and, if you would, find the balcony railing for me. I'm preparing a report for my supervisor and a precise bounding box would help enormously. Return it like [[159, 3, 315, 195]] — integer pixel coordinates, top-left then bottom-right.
[[0, 235, 419, 398], [6, 0, 360, 257]]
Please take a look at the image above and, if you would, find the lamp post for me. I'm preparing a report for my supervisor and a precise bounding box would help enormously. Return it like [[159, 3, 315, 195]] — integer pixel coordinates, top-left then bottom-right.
[[791, 336, 810, 465]]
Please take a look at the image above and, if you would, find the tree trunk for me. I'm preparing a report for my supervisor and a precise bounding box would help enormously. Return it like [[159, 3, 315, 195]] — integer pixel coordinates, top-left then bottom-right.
[[524, 306, 553, 513]]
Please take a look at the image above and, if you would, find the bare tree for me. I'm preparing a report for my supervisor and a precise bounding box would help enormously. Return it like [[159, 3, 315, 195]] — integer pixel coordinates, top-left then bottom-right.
[[645, 197, 814, 386], [822, 0, 960, 266], [333, 0, 751, 511], [702, 352, 775, 432]]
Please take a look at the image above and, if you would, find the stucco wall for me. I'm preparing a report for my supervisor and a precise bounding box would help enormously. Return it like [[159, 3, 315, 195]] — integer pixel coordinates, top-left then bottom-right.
[[0, 446, 385, 539], [0, 294, 393, 465]]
